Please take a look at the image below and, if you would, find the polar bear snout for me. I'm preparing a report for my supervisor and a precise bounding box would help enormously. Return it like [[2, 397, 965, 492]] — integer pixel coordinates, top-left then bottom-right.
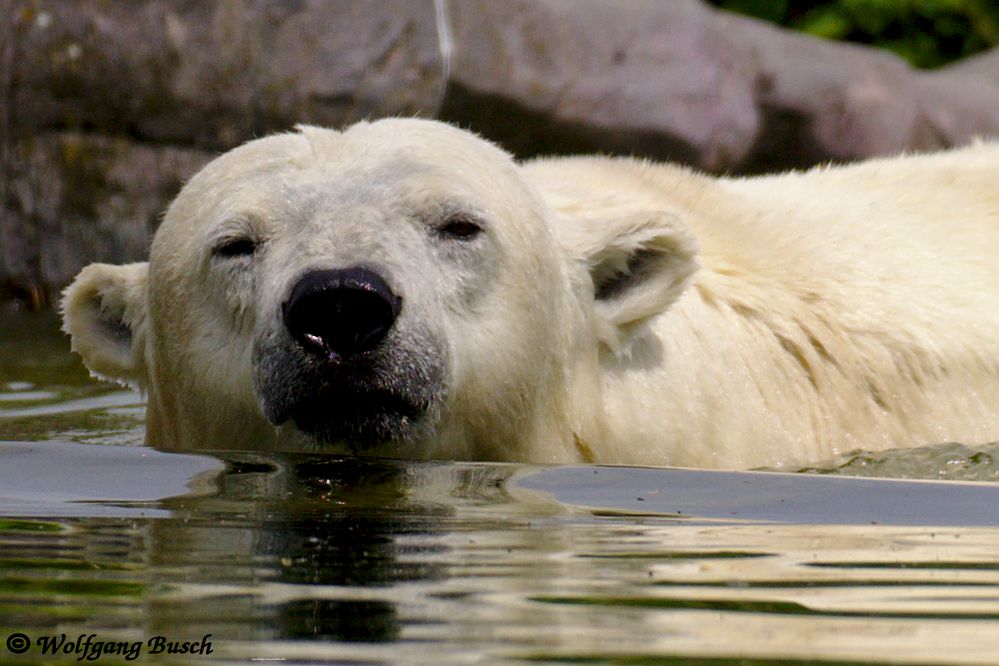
[[254, 262, 447, 451], [282, 267, 402, 363]]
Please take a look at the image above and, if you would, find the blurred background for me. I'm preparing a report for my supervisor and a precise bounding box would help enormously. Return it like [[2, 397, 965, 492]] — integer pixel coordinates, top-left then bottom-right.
[[711, 0, 999, 68], [1, 0, 998, 311]]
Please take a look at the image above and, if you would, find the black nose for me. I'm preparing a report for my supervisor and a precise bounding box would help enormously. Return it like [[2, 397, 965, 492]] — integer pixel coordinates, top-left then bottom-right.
[[282, 267, 402, 360]]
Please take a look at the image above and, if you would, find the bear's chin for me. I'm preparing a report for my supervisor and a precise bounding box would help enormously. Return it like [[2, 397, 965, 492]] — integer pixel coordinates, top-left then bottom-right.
[[253, 321, 449, 452], [283, 388, 432, 451]]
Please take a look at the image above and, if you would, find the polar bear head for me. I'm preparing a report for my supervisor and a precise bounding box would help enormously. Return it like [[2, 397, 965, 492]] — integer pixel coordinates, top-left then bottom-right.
[[62, 119, 697, 461]]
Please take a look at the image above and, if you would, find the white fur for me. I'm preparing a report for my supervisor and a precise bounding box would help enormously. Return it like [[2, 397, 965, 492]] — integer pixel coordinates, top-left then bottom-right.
[[63, 120, 999, 469]]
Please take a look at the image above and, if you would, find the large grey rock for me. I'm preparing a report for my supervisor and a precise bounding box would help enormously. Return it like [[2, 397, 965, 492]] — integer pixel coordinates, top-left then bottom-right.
[[0, 133, 210, 308], [5, 0, 998, 165], [441, 0, 999, 171], [5, 0, 444, 150], [1, 0, 998, 308], [441, 0, 761, 170], [941, 48, 999, 86], [918, 50, 999, 147], [729, 12, 999, 171]]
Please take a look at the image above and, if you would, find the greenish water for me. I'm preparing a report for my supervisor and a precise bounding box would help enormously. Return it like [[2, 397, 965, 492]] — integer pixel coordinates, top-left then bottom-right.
[[3, 311, 999, 664]]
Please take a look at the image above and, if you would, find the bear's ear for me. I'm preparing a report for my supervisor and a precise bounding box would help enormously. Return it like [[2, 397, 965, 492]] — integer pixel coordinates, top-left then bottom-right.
[[61, 262, 149, 387], [568, 212, 698, 350]]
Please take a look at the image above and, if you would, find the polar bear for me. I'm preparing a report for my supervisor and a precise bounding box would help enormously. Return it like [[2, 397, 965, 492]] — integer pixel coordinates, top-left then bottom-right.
[[62, 119, 999, 469]]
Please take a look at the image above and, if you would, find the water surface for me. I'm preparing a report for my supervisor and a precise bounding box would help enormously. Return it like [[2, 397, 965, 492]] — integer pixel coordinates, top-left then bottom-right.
[[2, 311, 999, 664]]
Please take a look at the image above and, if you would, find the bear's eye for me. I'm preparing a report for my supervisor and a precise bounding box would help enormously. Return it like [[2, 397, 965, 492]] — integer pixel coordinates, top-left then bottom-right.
[[212, 237, 257, 259], [437, 214, 484, 240]]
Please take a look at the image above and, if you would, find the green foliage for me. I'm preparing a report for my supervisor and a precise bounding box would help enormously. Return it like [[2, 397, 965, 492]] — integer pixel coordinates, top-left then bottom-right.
[[709, 0, 999, 67]]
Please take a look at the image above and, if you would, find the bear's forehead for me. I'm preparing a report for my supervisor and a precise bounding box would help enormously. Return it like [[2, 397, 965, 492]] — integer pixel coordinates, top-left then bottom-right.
[[181, 123, 525, 220], [195, 157, 487, 222]]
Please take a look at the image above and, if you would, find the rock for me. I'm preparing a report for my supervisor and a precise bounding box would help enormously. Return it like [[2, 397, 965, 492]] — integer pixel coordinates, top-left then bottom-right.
[[1, 133, 210, 308], [440, 0, 999, 171], [2, 0, 998, 308], [5, 0, 444, 150], [5, 0, 998, 165], [441, 0, 761, 171], [917, 50, 999, 147], [941, 49, 999, 87], [726, 12, 927, 172]]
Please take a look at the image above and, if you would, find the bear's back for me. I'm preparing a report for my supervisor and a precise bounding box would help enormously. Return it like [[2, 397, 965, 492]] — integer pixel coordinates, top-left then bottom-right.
[[524, 145, 999, 468]]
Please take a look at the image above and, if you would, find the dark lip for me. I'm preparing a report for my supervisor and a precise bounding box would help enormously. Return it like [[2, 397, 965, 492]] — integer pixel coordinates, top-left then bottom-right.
[[273, 387, 431, 450], [288, 389, 425, 428]]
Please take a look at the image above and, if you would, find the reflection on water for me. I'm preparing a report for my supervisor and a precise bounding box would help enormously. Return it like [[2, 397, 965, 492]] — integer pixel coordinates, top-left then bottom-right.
[[3, 311, 999, 664], [3, 452, 999, 664], [0, 311, 144, 447]]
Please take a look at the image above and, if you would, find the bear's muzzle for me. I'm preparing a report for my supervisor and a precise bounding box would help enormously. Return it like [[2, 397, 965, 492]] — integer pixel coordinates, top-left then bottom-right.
[[254, 267, 446, 451]]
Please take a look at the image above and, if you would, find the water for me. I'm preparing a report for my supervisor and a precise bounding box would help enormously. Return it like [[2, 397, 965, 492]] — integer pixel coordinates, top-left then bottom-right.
[[3, 311, 999, 664]]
